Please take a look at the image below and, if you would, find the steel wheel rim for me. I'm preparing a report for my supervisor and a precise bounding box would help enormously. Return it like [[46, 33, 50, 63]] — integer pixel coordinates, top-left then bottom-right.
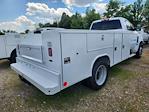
[[95, 65, 107, 86], [139, 46, 143, 55]]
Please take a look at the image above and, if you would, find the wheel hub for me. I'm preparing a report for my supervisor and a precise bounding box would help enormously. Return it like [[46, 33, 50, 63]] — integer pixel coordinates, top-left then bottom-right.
[[95, 65, 107, 86]]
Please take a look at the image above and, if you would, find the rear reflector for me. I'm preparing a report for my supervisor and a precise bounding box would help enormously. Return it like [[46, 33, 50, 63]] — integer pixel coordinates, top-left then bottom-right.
[[48, 48, 52, 57], [63, 82, 68, 87]]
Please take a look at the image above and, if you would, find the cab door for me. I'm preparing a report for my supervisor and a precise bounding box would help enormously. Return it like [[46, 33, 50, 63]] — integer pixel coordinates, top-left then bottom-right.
[[113, 34, 122, 64], [0, 36, 6, 58]]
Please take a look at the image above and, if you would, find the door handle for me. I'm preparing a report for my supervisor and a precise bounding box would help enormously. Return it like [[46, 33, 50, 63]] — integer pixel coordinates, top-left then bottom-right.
[[101, 35, 104, 41], [137, 36, 139, 43], [122, 45, 125, 49]]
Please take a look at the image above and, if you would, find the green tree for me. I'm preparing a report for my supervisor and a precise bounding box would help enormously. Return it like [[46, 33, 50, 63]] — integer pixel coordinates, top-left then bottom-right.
[[104, 0, 121, 18], [44, 23, 51, 27], [130, 0, 144, 27], [83, 9, 101, 29], [39, 23, 44, 28], [51, 22, 58, 27], [116, 5, 134, 23], [59, 13, 71, 29], [143, 0, 149, 29], [38, 21, 58, 28], [70, 13, 83, 29], [104, 0, 144, 27], [25, 29, 30, 34]]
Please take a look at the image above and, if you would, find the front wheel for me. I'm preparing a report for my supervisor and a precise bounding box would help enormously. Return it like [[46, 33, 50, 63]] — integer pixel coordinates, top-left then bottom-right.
[[86, 60, 109, 90], [135, 44, 143, 58]]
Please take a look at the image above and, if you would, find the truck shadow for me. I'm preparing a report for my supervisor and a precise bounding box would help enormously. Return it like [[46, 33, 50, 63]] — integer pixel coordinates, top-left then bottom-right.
[[0, 59, 10, 70]]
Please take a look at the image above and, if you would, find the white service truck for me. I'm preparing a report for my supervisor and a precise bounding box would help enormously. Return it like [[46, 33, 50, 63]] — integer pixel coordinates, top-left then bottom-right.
[[11, 17, 143, 95], [137, 28, 149, 44], [0, 33, 21, 63]]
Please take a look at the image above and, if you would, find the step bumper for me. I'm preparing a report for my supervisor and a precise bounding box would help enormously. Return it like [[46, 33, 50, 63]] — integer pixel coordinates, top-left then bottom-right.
[[11, 60, 61, 95]]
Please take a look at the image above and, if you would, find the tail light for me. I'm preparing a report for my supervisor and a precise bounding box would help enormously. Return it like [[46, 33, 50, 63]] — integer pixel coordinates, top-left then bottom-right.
[[48, 48, 52, 57]]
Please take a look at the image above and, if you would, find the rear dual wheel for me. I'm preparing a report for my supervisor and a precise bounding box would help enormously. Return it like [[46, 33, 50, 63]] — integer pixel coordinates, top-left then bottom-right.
[[10, 49, 17, 64], [85, 59, 109, 90], [18, 75, 31, 85]]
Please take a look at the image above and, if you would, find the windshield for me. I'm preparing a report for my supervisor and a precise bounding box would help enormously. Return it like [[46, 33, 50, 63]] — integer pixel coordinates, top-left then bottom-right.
[[91, 20, 122, 30]]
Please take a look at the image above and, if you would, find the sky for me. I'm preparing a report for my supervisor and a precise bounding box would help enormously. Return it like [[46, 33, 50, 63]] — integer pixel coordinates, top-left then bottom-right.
[[0, 0, 137, 32]]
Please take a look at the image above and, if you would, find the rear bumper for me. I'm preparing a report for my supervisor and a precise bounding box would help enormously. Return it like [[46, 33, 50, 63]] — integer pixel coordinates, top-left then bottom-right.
[[11, 58, 61, 95]]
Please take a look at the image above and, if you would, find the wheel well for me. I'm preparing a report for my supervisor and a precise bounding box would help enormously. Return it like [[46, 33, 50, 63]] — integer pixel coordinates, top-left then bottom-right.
[[10, 49, 16, 58], [93, 56, 110, 67], [140, 41, 143, 47]]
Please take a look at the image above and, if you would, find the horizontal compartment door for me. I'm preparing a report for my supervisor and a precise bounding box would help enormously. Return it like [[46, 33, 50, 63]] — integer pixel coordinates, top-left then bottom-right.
[[87, 33, 114, 52]]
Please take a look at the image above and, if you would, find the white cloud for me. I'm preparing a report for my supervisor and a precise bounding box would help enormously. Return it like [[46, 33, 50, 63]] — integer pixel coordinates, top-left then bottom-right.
[[26, 2, 73, 23], [16, 16, 34, 25], [63, 0, 106, 14], [63, 0, 103, 7], [0, 16, 35, 32], [92, 3, 107, 14]]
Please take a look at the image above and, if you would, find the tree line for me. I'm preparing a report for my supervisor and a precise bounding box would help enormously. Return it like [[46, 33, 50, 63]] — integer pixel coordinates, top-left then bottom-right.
[[39, 0, 149, 30], [39, 9, 100, 29]]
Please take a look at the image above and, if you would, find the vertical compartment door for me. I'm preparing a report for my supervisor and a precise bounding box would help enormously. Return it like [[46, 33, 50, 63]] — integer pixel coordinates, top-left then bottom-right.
[[113, 34, 122, 64], [61, 33, 88, 88], [122, 34, 131, 60]]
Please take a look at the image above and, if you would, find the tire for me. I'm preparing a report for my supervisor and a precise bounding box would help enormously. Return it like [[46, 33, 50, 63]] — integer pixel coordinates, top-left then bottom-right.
[[10, 50, 17, 64], [18, 75, 31, 85], [135, 43, 143, 58], [86, 59, 109, 90]]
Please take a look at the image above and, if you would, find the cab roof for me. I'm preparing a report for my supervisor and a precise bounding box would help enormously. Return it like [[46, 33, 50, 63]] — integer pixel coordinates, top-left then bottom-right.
[[92, 17, 126, 24]]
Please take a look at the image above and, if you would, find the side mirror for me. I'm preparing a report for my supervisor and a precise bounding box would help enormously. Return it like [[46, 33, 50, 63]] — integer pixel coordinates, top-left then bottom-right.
[[128, 27, 136, 31], [127, 26, 136, 31], [136, 28, 141, 31], [133, 27, 137, 31]]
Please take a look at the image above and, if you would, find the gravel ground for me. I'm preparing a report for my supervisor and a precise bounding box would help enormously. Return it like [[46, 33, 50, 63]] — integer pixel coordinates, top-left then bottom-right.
[[0, 45, 149, 112]]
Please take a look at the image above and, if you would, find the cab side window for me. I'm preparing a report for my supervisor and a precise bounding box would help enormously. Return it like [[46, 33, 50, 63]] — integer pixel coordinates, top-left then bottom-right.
[[125, 20, 134, 31]]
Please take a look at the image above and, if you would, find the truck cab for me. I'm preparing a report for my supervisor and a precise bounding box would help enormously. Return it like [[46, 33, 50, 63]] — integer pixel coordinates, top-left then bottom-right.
[[90, 17, 143, 61]]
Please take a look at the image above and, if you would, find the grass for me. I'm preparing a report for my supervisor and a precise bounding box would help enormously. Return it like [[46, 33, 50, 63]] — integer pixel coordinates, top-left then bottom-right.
[[110, 66, 136, 80], [0, 46, 149, 112]]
